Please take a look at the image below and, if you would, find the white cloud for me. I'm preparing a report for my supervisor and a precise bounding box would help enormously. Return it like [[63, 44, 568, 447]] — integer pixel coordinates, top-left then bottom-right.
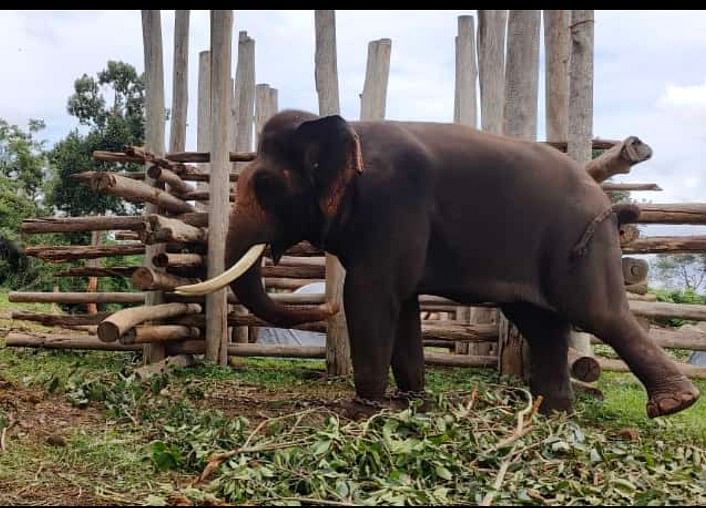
[[660, 81, 706, 108]]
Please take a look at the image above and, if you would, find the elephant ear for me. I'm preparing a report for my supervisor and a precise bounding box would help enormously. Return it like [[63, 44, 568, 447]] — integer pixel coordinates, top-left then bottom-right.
[[294, 115, 364, 222]]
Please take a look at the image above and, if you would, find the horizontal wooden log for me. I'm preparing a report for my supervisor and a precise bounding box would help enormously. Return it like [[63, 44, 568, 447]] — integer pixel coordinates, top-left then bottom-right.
[[166, 151, 257, 162], [177, 168, 238, 182], [9, 291, 145, 304], [265, 277, 325, 290], [21, 216, 146, 234], [543, 138, 619, 152], [166, 291, 328, 306], [418, 323, 498, 342], [114, 231, 142, 241], [637, 203, 706, 225], [121, 325, 200, 344], [123, 145, 184, 172], [602, 183, 662, 192], [146, 165, 193, 195], [422, 352, 497, 368], [585, 136, 652, 183], [143, 214, 206, 244], [625, 281, 648, 295], [622, 257, 648, 285], [622, 236, 706, 254], [597, 356, 706, 380], [97, 302, 202, 343], [265, 256, 326, 267], [568, 348, 601, 383], [178, 190, 236, 202], [628, 300, 706, 321], [11, 311, 112, 326], [56, 267, 138, 278], [590, 325, 706, 351], [423, 340, 456, 349], [4, 332, 142, 351], [73, 171, 195, 214], [131, 267, 199, 291], [23, 243, 145, 262], [92, 150, 145, 164], [262, 264, 326, 279], [153, 252, 204, 269]]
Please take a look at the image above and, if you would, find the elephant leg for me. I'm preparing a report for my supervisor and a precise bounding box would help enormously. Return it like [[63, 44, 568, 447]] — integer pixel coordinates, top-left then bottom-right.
[[501, 303, 573, 415], [343, 271, 400, 406], [391, 297, 426, 406], [581, 309, 699, 418]]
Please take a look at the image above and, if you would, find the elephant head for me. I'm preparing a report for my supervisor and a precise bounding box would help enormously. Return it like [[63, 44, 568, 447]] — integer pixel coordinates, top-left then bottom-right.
[[175, 110, 364, 326]]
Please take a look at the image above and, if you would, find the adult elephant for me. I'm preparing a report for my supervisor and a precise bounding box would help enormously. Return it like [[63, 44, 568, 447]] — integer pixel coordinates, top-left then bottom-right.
[[176, 110, 699, 418]]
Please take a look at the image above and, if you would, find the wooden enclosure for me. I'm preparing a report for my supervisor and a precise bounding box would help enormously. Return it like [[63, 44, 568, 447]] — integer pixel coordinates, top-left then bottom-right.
[[8, 10, 706, 392]]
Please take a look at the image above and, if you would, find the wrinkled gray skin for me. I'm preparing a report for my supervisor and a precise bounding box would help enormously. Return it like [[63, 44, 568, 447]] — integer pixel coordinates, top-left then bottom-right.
[[224, 109, 700, 418]]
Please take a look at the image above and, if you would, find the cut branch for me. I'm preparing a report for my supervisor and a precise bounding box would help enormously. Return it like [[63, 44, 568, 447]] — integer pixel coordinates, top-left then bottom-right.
[[586, 136, 652, 183], [97, 302, 202, 343]]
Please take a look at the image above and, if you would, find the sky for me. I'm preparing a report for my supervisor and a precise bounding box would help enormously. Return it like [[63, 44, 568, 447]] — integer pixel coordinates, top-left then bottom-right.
[[1, 9, 706, 240]]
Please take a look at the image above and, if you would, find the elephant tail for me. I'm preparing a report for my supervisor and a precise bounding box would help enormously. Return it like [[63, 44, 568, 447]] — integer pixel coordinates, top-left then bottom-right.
[[570, 203, 641, 260]]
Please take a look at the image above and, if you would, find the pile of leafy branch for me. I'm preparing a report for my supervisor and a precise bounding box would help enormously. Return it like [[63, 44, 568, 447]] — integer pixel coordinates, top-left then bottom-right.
[[35, 360, 706, 506]]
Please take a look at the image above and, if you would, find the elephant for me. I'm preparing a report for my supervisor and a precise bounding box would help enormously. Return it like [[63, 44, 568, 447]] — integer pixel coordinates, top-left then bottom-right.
[[175, 110, 700, 419]]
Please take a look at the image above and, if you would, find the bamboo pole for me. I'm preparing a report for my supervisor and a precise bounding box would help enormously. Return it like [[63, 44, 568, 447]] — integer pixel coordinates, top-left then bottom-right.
[[315, 10, 351, 378], [97, 302, 202, 343], [205, 10, 233, 365], [454, 15, 477, 127], [360, 38, 391, 121], [477, 10, 507, 134]]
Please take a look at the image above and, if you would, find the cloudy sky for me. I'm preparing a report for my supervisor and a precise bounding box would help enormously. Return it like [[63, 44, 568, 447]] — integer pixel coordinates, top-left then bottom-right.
[[1, 10, 705, 237]]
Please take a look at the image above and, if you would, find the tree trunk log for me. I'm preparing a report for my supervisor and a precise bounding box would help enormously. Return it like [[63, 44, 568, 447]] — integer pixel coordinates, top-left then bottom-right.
[[5, 333, 142, 351], [622, 236, 706, 254], [596, 357, 706, 380], [11, 311, 112, 326], [152, 252, 204, 269], [147, 166, 192, 195], [637, 203, 706, 224], [543, 10, 571, 142], [143, 214, 206, 244], [9, 291, 145, 304], [57, 267, 138, 278], [622, 257, 649, 285], [121, 325, 200, 344], [602, 182, 661, 192], [131, 267, 199, 291], [586, 136, 653, 183], [23, 244, 146, 262], [568, 347, 601, 382], [21, 215, 146, 234], [97, 302, 201, 343], [477, 10, 507, 134]]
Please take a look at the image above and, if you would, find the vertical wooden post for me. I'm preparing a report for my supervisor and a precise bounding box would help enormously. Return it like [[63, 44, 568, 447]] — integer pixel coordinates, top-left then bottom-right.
[[269, 88, 278, 115], [360, 38, 391, 122], [234, 31, 256, 154], [141, 10, 167, 364], [477, 10, 507, 134], [196, 50, 210, 210], [85, 230, 102, 315], [567, 10, 595, 356], [315, 10, 352, 377], [453, 15, 477, 127], [498, 10, 540, 380], [169, 10, 189, 154], [255, 83, 272, 144], [231, 30, 255, 345], [543, 10, 571, 142], [205, 9, 233, 365]]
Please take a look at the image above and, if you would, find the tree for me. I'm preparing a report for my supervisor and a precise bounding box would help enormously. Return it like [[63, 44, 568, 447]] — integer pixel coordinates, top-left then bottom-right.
[[46, 61, 146, 217], [653, 254, 706, 292]]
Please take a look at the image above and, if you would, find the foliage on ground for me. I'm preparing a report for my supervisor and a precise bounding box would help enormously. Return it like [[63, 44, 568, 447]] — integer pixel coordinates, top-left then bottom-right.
[[1, 346, 705, 506]]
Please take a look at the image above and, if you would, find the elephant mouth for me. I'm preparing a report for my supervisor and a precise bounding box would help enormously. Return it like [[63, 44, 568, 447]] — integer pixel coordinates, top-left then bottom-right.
[[173, 243, 267, 296]]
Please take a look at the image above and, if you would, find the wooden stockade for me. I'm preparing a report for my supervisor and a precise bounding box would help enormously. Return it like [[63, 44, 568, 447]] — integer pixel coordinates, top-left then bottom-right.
[[7, 10, 706, 392]]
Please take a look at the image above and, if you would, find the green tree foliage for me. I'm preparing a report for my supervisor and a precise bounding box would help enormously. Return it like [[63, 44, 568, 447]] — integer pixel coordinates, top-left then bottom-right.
[[653, 254, 706, 293], [46, 61, 146, 217]]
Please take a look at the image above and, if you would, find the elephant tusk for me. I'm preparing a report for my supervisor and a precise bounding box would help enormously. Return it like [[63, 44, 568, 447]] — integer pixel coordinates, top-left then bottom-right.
[[173, 243, 266, 296]]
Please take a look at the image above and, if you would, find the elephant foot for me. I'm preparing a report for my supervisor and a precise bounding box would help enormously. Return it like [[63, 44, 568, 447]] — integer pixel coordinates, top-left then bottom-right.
[[338, 393, 421, 420], [646, 375, 700, 418], [537, 396, 574, 416], [391, 389, 432, 412]]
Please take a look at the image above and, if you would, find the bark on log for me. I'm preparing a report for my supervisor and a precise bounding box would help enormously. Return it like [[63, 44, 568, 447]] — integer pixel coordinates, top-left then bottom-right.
[[165, 151, 256, 163], [115, 231, 141, 241], [602, 183, 662, 192], [261, 264, 325, 279], [73, 172, 195, 214], [586, 136, 653, 183], [477, 10, 507, 134], [628, 300, 706, 321], [590, 325, 706, 351], [23, 244, 145, 262], [146, 166, 192, 195], [121, 325, 200, 344], [622, 236, 706, 254], [543, 10, 571, 142], [234, 30, 256, 156], [11, 311, 112, 326], [5, 333, 142, 351], [131, 267, 199, 291], [265, 256, 326, 267], [454, 16, 477, 127], [57, 267, 138, 278], [622, 257, 649, 285], [568, 347, 601, 382], [143, 214, 206, 244], [97, 302, 201, 343], [544, 139, 619, 152], [169, 10, 190, 155], [597, 357, 706, 380], [360, 38, 392, 121], [423, 352, 498, 368], [21, 216, 146, 234], [152, 252, 204, 269], [9, 291, 145, 304], [637, 203, 706, 224]]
